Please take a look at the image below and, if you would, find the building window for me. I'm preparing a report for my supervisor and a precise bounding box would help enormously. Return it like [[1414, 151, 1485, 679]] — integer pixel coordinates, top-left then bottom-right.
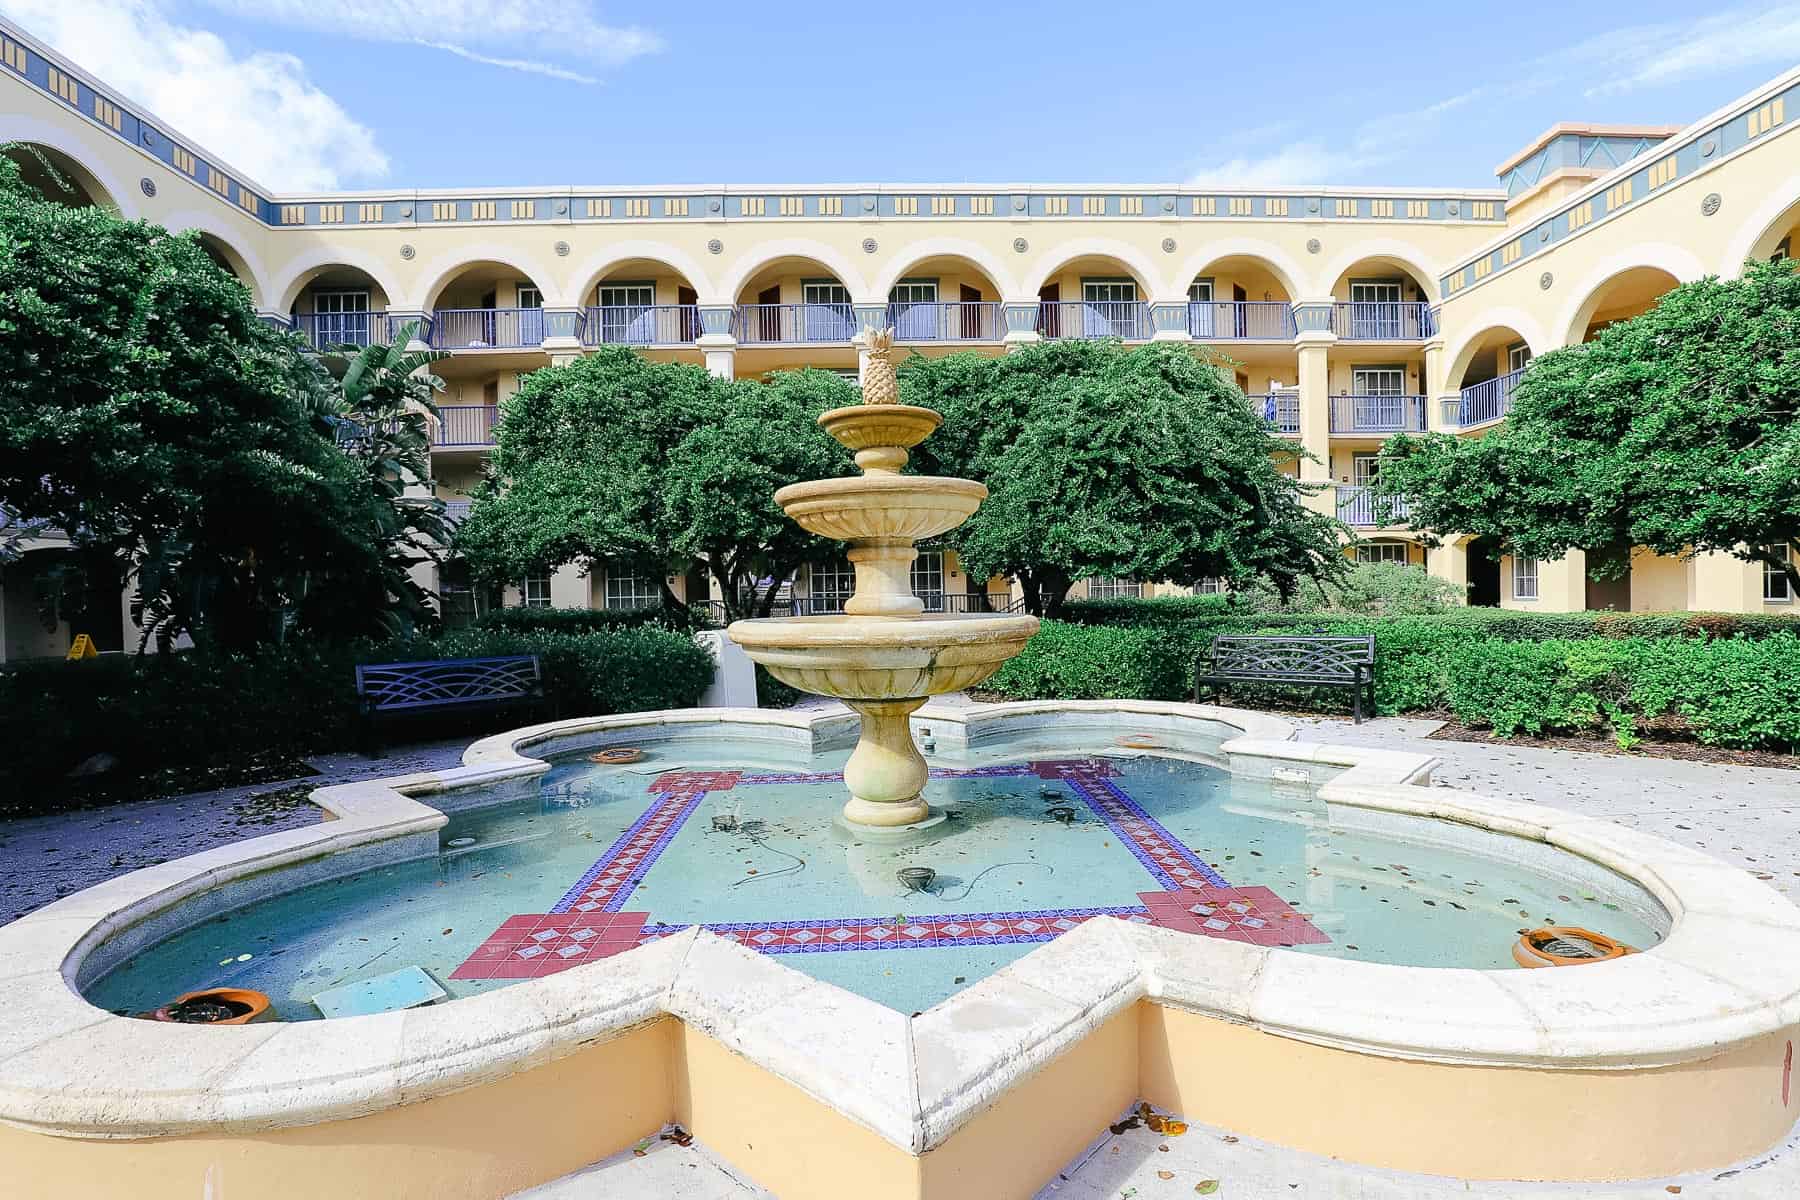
[[1512, 556, 1538, 601], [1194, 578, 1224, 595], [520, 573, 552, 608], [911, 551, 945, 610], [312, 290, 371, 345], [1507, 342, 1532, 373], [517, 285, 543, 309], [1088, 577, 1146, 600], [809, 559, 855, 613], [1355, 542, 1410, 565], [1765, 545, 1793, 603], [603, 568, 661, 611]]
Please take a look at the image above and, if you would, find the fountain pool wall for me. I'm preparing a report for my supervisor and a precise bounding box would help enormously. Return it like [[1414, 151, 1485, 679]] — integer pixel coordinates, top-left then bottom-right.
[[1, 700, 1797, 1200]]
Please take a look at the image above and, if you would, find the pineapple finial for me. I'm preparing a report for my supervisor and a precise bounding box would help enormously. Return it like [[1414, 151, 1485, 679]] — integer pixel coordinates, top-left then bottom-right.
[[860, 326, 899, 406]]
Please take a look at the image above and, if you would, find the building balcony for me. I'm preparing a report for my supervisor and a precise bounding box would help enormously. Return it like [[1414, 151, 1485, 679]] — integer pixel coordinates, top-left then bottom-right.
[[1037, 300, 1154, 341], [1326, 302, 1436, 341], [289, 311, 407, 350], [733, 303, 859, 346], [442, 499, 473, 525], [889, 301, 1005, 343], [1443, 367, 1523, 429], [1329, 394, 1428, 434], [583, 304, 702, 347], [433, 404, 498, 448], [1188, 301, 1297, 340], [1251, 392, 1301, 437], [1336, 485, 1410, 527]]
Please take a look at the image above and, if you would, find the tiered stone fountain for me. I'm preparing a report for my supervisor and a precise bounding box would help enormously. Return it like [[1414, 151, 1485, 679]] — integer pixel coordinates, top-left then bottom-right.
[[728, 329, 1040, 828]]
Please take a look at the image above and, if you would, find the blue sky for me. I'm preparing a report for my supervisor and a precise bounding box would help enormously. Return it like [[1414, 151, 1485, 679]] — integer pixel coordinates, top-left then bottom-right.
[[5, 0, 1800, 192]]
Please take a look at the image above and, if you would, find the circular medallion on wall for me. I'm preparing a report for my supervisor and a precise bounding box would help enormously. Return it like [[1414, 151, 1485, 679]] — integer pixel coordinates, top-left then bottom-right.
[[1539, 271, 1554, 290], [1447, 201, 1460, 216], [401, 206, 413, 219], [1540, 225, 1550, 242], [1306, 238, 1321, 255], [399, 244, 416, 260], [554, 240, 570, 257], [863, 198, 876, 213], [1700, 137, 1718, 158], [140, 129, 155, 148], [139, 177, 156, 198], [862, 237, 878, 254], [709, 199, 721, 213], [1162, 198, 1175, 213], [707, 238, 724, 255], [1012, 237, 1028, 254], [1701, 192, 1722, 217], [1013, 197, 1027, 212], [1160, 237, 1176, 253]]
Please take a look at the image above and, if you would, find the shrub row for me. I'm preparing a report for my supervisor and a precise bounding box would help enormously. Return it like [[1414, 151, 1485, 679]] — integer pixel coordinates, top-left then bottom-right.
[[1, 625, 715, 794], [1059, 595, 1800, 642], [985, 619, 1800, 751], [475, 605, 699, 634]]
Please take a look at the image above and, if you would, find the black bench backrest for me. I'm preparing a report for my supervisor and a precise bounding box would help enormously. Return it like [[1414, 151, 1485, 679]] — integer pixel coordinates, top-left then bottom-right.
[[1208, 635, 1374, 683], [356, 656, 543, 714]]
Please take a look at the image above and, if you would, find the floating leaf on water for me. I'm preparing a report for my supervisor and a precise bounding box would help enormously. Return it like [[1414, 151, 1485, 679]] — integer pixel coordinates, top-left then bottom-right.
[[1195, 1183, 1221, 1195], [1220, 1135, 1238, 1144], [1158, 1170, 1175, 1180]]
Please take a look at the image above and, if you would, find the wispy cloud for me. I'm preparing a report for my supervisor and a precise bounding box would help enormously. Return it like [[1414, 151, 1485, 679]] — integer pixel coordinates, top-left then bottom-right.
[[0, 0, 388, 190], [1186, 3, 1800, 186], [201, 0, 663, 83]]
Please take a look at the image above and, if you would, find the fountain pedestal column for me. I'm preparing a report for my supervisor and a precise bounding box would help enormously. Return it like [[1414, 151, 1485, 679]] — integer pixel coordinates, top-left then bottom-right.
[[841, 698, 931, 826]]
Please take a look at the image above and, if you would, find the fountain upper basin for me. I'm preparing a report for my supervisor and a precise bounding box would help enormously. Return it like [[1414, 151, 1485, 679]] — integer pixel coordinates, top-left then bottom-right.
[[726, 612, 1040, 699], [773, 475, 987, 542]]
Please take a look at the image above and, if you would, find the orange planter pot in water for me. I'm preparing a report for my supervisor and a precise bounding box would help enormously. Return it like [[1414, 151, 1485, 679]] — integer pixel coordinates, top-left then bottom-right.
[[150, 988, 272, 1024], [1513, 926, 1634, 968]]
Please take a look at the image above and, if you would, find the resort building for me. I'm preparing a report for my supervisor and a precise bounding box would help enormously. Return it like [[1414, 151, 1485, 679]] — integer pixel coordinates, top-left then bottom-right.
[[2, 16, 1797, 657]]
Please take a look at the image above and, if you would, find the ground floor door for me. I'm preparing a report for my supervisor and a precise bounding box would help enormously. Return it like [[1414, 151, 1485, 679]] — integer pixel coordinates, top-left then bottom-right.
[[1585, 546, 1632, 611], [1467, 537, 1501, 607]]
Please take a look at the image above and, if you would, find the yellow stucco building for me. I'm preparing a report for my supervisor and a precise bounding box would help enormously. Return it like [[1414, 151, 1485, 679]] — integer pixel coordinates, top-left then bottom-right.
[[2, 17, 1796, 658]]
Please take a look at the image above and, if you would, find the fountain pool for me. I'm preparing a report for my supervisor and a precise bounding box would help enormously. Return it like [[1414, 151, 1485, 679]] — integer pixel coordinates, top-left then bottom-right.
[[85, 724, 1665, 1021]]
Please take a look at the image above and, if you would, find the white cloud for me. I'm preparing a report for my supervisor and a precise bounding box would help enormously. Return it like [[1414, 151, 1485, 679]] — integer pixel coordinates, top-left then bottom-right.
[[0, 0, 388, 190], [1188, 142, 1378, 188], [1570, 6, 1800, 97], [202, 0, 662, 81]]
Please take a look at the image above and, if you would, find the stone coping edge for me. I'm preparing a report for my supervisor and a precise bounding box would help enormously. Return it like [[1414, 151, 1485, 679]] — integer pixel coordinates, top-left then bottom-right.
[[0, 702, 1794, 1154]]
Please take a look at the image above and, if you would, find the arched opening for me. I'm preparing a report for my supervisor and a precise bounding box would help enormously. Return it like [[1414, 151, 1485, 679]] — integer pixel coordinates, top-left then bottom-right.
[[877, 254, 1005, 344], [1741, 195, 1800, 268], [1567, 266, 1680, 344], [195, 233, 259, 306], [1449, 324, 1533, 427], [427, 260, 553, 350], [1327, 255, 1436, 340], [1033, 253, 1153, 340], [733, 256, 855, 345], [582, 257, 702, 347], [1186, 253, 1295, 340], [286, 265, 391, 349], [1, 143, 116, 210]]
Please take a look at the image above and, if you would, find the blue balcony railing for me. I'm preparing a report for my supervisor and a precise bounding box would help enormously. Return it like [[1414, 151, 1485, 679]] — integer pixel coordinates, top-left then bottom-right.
[[1329, 394, 1428, 433], [291, 311, 401, 349], [1336, 485, 1410, 527], [1454, 367, 1524, 428], [1036, 300, 1154, 340], [888, 301, 1005, 342], [1188, 301, 1296, 340], [430, 308, 548, 350], [582, 304, 702, 346], [432, 404, 498, 447], [1330, 302, 1435, 340], [1250, 392, 1301, 436], [733, 303, 859, 345]]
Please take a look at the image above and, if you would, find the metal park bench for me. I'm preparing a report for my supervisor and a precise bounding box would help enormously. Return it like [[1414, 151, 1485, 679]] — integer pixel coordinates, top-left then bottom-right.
[[355, 655, 544, 754], [1193, 634, 1376, 723]]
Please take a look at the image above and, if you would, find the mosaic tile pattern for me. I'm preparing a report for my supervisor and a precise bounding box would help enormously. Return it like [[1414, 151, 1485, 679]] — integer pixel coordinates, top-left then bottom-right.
[[454, 757, 1330, 982], [450, 912, 649, 980]]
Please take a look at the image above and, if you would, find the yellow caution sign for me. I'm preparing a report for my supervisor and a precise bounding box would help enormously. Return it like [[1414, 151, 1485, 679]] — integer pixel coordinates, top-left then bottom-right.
[[66, 633, 97, 661]]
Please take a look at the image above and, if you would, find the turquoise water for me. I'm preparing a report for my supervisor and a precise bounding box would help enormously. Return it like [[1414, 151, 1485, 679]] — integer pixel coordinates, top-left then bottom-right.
[[85, 728, 1666, 1019]]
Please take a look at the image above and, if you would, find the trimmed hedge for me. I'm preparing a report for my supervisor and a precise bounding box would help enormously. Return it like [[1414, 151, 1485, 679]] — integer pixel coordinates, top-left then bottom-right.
[[475, 605, 698, 634], [986, 618, 1800, 751], [1, 626, 715, 795]]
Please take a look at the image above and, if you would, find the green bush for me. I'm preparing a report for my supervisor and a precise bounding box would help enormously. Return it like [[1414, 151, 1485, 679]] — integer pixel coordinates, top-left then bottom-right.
[[475, 605, 696, 634], [981, 618, 1800, 751], [0, 625, 715, 797]]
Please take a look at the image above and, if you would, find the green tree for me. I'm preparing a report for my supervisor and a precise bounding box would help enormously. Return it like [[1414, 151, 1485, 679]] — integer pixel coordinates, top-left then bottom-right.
[[0, 152, 424, 650], [457, 348, 851, 620], [1376, 258, 1800, 595], [903, 339, 1346, 615]]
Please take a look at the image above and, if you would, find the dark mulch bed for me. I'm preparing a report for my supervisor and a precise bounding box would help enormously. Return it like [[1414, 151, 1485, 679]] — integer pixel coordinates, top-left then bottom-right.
[[1427, 720, 1798, 771], [1, 751, 320, 820]]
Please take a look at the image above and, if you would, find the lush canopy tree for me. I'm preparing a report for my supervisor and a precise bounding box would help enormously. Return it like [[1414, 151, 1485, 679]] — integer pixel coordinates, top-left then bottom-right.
[[0, 151, 438, 649], [903, 339, 1346, 615], [456, 348, 851, 620], [1376, 258, 1800, 593]]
